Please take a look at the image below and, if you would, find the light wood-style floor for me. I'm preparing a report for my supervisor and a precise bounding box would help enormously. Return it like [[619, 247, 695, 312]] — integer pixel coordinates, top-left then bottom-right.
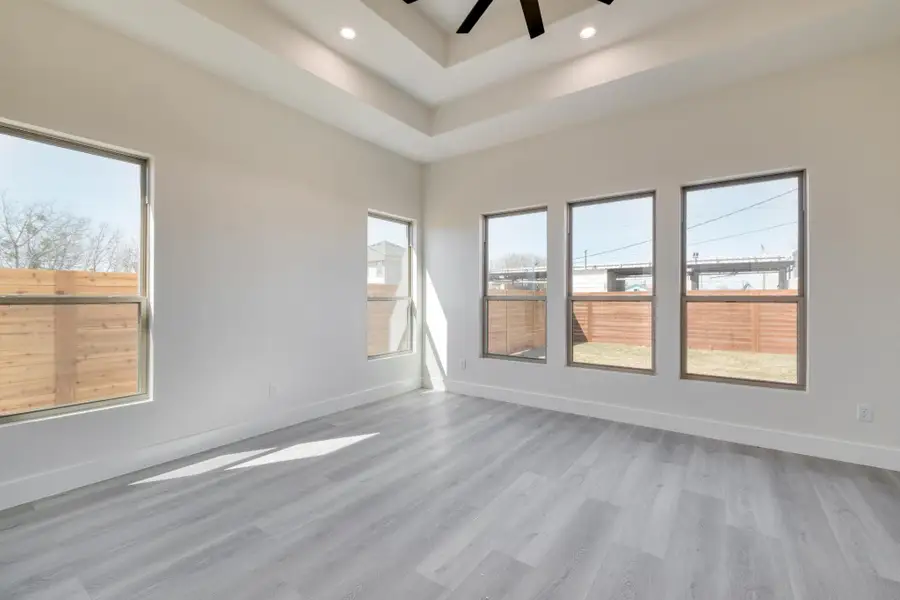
[[2, 391, 900, 599]]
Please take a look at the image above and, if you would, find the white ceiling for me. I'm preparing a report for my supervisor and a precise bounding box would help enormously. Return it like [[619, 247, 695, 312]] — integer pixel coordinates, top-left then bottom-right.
[[47, 0, 900, 162], [413, 0, 481, 33]]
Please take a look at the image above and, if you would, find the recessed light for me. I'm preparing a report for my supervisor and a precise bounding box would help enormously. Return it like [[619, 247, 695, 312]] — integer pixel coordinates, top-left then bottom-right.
[[340, 27, 357, 40], [580, 26, 596, 40]]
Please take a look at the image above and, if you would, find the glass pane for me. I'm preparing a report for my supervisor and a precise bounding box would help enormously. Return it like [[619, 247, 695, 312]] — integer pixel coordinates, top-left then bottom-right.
[[686, 301, 798, 384], [0, 130, 142, 296], [367, 299, 410, 357], [486, 211, 547, 296], [571, 196, 653, 295], [367, 215, 410, 298], [0, 303, 140, 416], [684, 176, 800, 294], [486, 300, 546, 360], [571, 301, 652, 370]]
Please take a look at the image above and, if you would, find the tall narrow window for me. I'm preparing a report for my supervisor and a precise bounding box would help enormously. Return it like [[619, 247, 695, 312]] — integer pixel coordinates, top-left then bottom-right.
[[482, 208, 547, 362], [568, 193, 655, 372], [682, 172, 806, 388], [367, 213, 412, 358], [0, 124, 149, 420]]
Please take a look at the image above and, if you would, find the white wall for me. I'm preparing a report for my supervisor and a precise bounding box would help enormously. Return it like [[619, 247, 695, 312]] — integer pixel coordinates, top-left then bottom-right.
[[0, 0, 422, 510], [425, 43, 900, 470]]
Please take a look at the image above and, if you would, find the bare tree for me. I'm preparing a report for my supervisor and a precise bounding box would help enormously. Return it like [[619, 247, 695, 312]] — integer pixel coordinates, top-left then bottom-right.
[[83, 222, 113, 272], [0, 193, 138, 273], [491, 252, 547, 271], [84, 227, 139, 273], [115, 240, 139, 273], [28, 213, 91, 270], [0, 192, 60, 269]]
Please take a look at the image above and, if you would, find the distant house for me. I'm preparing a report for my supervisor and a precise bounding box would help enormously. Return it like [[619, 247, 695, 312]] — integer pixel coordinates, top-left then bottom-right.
[[368, 241, 407, 287]]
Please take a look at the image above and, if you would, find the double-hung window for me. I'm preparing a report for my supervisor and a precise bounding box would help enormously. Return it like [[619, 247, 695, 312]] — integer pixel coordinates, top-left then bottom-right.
[[0, 123, 150, 420], [682, 172, 806, 388], [367, 212, 413, 358], [568, 193, 656, 372], [482, 208, 548, 362]]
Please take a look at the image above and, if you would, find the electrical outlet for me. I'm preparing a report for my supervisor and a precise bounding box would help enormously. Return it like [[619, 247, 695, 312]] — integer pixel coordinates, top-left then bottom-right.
[[857, 403, 873, 423], [459, 359, 467, 371]]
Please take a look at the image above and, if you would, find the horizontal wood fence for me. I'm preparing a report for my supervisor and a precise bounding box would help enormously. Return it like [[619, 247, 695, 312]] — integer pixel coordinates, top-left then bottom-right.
[[486, 292, 546, 356], [484, 289, 796, 357], [684, 290, 797, 355], [572, 296, 652, 348], [0, 268, 139, 417], [2, 273, 798, 416], [367, 284, 410, 357]]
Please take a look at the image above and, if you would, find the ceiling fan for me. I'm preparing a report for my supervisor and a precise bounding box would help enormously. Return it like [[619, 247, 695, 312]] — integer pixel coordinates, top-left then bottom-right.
[[403, 0, 615, 40]]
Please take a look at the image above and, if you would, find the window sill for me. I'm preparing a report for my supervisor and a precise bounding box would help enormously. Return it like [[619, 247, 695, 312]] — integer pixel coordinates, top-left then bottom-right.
[[482, 354, 547, 365], [567, 362, 656, 376], [681, 372, 806, 391], [368, 350, 416, 362], [0, 394, 152, 428]]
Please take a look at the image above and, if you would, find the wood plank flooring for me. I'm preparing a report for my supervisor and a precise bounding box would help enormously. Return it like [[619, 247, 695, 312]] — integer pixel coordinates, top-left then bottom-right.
[[2, 391, 900, 599]]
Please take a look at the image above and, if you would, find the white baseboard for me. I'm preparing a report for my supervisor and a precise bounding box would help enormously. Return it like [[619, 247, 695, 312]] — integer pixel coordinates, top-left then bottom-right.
[[447, 380, 900, 472], [0, 378, 421, 512], [422, 375, 446, 391]]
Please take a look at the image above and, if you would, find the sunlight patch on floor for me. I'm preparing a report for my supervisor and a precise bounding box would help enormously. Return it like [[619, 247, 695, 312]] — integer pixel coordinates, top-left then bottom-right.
[[132, 449, 275, 484], [227, 433, 379, 469]]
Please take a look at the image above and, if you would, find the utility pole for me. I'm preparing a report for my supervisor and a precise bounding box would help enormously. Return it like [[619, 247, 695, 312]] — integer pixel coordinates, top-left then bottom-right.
[[584, 250, 588, 269]]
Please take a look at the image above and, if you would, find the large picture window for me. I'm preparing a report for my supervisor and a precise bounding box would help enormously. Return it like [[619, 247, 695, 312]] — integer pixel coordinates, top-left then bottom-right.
[[568, 193, 655, 372], [682, 172, 806, 388], [367, 213, 412, 358], [0, 124, 149, 420], [482, 208, 547, 362]]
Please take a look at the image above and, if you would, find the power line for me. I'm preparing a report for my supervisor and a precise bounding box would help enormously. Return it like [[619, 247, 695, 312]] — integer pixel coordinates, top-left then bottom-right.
[[582, 238, 649, 259], [686, 187, 797, 231], [688, 221, 797, 247], [580, 188, 798, 261]]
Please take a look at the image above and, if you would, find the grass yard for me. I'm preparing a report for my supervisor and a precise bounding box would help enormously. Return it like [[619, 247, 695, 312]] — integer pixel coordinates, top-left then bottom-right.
[[572, 342, 797, 384]]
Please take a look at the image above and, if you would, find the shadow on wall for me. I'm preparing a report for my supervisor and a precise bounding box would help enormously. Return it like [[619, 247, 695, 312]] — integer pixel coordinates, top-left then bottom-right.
[[425, 325, 448, 387], [423, 271, 448, 390]]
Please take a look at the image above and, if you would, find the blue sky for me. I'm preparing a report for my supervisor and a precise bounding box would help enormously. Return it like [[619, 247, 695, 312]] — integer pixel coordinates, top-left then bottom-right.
[[368, 214, 408, 249], [685, 177, 799, 262], [487, 210, 548, 265], [0, 131, 142, 238], [5, 128, 797, 283], [483, 177, 800, 269]]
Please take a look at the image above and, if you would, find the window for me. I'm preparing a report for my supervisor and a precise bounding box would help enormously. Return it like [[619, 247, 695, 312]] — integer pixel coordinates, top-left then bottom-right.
[[568, 193, 655, 372], [367, 213, 412, 358], [0, 124, 149, 420], [682, 172, 806, 388], [482, 208, 547, 362]]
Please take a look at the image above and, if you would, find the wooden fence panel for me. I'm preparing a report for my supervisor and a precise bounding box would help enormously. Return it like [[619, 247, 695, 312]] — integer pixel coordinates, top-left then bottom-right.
[[367, 284, 410, 357], [1, 268, 801, 417], [0, 268, 139, 416], [572, 301, 652, 347], [486, 299, 546, 356], [367, 300, 410, 356]]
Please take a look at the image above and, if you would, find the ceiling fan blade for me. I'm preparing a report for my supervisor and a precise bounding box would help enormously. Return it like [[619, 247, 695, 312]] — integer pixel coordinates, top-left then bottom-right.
[[519, 0, 545, 38], [457, 0, 495, 34]]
